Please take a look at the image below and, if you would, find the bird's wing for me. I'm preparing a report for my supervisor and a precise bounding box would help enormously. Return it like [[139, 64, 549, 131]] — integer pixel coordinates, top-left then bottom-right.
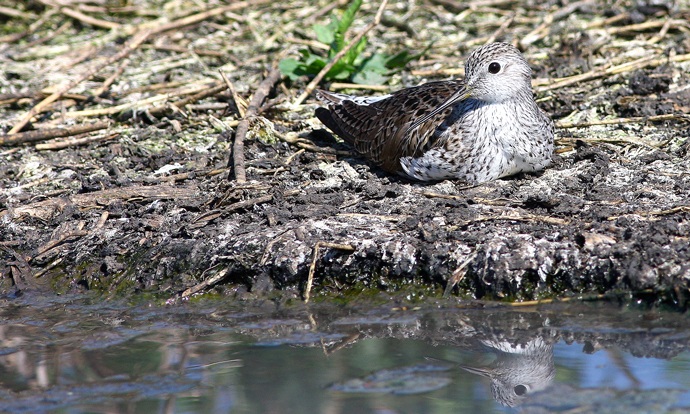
[[315, 81, 465, 173]]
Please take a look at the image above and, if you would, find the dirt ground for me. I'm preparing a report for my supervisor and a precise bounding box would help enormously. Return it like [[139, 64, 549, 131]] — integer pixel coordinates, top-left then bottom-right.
[[1, 0, 689, 306]]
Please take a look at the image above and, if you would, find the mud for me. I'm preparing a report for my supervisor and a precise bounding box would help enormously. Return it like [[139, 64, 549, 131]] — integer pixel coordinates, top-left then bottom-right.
[[1, 1, 689, 306]]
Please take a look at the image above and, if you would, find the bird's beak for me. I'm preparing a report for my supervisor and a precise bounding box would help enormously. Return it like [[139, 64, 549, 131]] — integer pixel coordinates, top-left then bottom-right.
[[458, 364, 494, 378], [405, 86, 472, 134]]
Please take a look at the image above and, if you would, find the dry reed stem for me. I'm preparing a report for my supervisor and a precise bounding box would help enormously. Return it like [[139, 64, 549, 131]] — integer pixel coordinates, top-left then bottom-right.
[[536, 52, 690, 93], [0, 121, 110, 146], [35, 132, 119, 151], [58, 6, 121, 30], [232, 68, 283, 183], [305, 241, 355, 303], [556, 113, 690, 129]]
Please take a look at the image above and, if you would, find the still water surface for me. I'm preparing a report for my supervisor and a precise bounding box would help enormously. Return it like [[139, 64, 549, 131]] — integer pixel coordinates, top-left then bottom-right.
[[0, 294, 689, 413]]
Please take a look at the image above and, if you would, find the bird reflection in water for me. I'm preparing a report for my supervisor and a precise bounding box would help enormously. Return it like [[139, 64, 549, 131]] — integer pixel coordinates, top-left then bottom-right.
[[458, 335, 555, 407]]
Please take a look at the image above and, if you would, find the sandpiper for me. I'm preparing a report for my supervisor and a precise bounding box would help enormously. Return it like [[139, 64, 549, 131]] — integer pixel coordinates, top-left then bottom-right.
[[315, 42, 554, 183]]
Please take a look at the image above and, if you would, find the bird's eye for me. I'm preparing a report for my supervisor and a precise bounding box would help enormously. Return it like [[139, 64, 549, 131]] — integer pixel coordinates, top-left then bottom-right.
[[488, 62, 501, 74], [514, 384, 528, 396]]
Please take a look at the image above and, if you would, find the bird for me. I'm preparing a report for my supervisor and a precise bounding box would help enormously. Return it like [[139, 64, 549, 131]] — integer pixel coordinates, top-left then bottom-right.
[[459, 336, 555, 407], [314, 42, 554, 183]]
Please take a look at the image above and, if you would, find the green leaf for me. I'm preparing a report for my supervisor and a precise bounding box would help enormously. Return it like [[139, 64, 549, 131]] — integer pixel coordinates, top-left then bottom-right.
[[304, 57, 327, 73], [386, 42, 434, 70], [344, 37, 367, 66], [278, 58, 303, 80], [313, 24, 334, 45], [385, 50, 413, 69], [351, 69, 389, 85], [352, 53, 391, 84], [359, 53, 390, 74], [326, 60, 355, 80], [335, 0, 362, 51], [338, 0, 362, 35], [281, 0, 424, 85]]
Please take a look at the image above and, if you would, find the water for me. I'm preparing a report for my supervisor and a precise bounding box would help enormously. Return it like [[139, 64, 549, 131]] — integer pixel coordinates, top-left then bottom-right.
[[0, 294, 689, 413]]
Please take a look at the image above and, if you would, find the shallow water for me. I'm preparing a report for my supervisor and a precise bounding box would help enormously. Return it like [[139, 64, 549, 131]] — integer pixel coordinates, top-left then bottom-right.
[[1, 294, 689, 413]]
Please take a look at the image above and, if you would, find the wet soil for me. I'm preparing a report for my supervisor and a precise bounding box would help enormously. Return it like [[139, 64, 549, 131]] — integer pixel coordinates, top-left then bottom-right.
[[1, 1, 689, 306]]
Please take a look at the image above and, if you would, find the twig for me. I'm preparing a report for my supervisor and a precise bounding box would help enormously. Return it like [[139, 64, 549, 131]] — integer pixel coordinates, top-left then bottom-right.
[[63, 82, 215, 118], [220, 70, 247, 118], [93, 58, 131, 97], [444, 253, 477, 296], [422, 191, 463, 200], [296, 141, 352, 156], [259, 228, 293, 266], [556, 113, 690, 129], [649, 18, 673, 44], [507, 298, 555, 306], [329, 82, 390, 92], [536, 52, 690, 93], [1, 184, 200, 221], [292, 0, 389, 107], [0, 6, 35, 19], [283, 36, 330, 51], [23, 20, 72, 49], [111, 81, 187, 99], [337, 213, 403, 222], [35, 132, 119, 151], [606, 18, 689, 36], [0, 121, 110, 146], [231, 68, 282, 183], [0, 9, 56, 43], [219, 194, 273, 210], [284, 148, 305, 165], [485, 13, 515, 45], [94, 211, 109, 230], [410, 68, 464, 77], [607, 205, 690, 221], [146, 44, 226, 57], [423, 191, 515, 206], [180, 266, 229, 298], [556, 135, 659, 149], [31, 230, 89, 263], [140, 1, 272, 37], [584, 12, 630, 29], [520, 0, 595, 48], [305, 241, 355, 303], [428, 0, 516, 13], [450, 213, 569, 229], [322, 333, 361, 356], [149, 81, 227, 116], [59, 6, 121, 30], [32, 257, 64, 279]]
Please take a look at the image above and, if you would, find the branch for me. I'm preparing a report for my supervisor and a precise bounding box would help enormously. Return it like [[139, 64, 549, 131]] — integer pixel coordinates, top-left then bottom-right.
[[231, 68, 282, 183]]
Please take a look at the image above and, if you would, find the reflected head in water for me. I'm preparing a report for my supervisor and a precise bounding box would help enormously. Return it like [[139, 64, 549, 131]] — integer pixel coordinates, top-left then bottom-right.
[[459, 336, 555, 407]]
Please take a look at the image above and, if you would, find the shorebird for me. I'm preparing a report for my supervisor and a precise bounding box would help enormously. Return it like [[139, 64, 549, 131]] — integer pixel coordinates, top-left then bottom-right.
[[315, 42, 554, 183], [461, 336, 555, 407]]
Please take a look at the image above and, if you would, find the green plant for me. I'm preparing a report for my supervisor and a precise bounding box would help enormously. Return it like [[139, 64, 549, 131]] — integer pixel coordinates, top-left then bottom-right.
[[279, 0, 416, 85]]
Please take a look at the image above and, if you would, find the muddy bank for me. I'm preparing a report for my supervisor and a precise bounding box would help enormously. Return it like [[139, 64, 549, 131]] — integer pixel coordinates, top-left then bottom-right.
[[1, 1, 689, 305]]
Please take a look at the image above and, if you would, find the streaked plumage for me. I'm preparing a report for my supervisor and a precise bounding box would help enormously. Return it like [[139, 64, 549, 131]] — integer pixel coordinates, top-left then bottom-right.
[[461, 337, 555, 407], [315, 42, 554, 183]]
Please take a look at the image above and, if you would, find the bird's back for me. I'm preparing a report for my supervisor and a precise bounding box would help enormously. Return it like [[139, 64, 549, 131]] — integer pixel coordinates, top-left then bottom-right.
[[315, 81, 464, 173]]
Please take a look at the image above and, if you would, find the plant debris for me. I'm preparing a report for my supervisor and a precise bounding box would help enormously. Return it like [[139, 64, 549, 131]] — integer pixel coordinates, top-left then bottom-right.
[[1, 0, 689, 306]]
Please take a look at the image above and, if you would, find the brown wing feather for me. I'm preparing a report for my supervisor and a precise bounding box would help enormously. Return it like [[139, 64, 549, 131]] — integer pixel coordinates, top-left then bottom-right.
[[315, 81, 464, 173]]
